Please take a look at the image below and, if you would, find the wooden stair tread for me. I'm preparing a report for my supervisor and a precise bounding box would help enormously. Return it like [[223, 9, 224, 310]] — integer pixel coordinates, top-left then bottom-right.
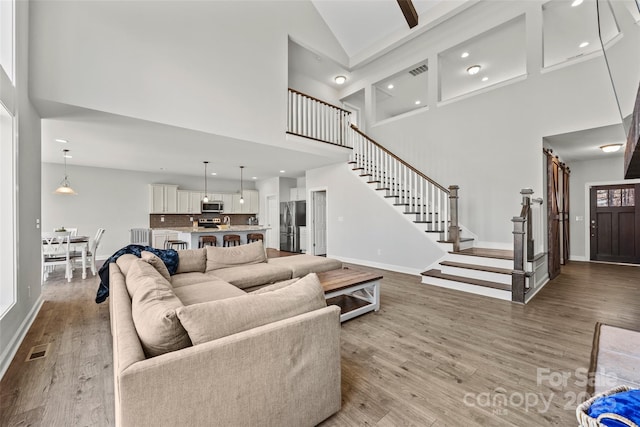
[[421, 269, 511, 291], [452, 247, 514, 260], [440, 261, 512, 275], [437, 237, 473, 243]]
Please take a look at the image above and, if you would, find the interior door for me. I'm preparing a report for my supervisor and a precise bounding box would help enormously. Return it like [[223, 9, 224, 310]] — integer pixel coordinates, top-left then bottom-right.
[[546, 150, 561, 279], [265, 195, 278, 250], [312, 191, 327, 256], [590, 184, 639, 264]]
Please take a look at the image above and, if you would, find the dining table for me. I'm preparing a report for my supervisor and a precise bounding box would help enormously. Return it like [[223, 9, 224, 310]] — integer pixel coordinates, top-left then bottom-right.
[[42, 234, 90, 279]]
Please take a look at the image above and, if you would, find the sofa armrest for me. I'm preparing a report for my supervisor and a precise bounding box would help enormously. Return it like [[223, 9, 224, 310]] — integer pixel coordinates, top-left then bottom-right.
[[116, 305, 341, 427]]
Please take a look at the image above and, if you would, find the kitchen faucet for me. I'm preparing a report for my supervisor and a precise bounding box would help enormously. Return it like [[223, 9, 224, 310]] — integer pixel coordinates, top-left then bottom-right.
[[223, 216, 231, 226]]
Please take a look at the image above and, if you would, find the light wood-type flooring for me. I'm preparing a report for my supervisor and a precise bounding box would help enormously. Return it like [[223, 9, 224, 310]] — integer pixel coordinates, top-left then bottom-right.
[[1, 260, 639, 426]]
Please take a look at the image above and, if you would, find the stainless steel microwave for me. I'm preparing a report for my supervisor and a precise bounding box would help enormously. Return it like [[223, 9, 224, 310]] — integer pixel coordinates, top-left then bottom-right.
[[201, 201, 224, 213]]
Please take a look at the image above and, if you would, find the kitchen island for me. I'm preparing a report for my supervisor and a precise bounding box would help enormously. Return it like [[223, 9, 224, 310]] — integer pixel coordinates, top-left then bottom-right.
[[168, 226, 269, 249]]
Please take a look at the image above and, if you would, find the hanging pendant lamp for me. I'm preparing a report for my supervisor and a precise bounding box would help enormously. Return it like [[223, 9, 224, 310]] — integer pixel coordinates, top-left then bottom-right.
[[202, 161, 209, 202], [239, 166, 245, 204], [54, 149, 78, 195]]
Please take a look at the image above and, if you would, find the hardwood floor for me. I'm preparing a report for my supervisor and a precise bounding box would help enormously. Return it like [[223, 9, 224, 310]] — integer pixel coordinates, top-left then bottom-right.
[[1, 261, 639, 426]]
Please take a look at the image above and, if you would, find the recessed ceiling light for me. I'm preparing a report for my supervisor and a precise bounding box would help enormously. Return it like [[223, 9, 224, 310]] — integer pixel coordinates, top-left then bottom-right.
[[482, 76, 489, 82], [571, 0, 584, 6], [63, 153, 73, 159], [210, 172, 217, 176], [600, 144, 622, 153], [579, 41, 589, 48], [387, 84, 394, 89], [461, 52, 469, 58], [252, 176, 257, 180], [467, 65, 481, 75], [414, 100, 421, 105], [55, 139, 68, 143], [334, 75, 346, 85], [280, 170, 285, 173]]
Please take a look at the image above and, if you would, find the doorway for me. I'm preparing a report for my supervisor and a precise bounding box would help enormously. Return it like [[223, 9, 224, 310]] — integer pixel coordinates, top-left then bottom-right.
[[265, 195, 278, 249], [310, 190, 327, 256], [590, 183, 640, 264]]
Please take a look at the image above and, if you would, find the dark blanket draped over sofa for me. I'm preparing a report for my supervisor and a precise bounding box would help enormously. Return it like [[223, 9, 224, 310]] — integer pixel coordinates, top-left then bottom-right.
[[95, 245, 179, 303]]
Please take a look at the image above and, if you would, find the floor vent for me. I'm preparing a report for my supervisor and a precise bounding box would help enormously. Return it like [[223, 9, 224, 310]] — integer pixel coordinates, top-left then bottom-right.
[[26, 343, 50, 362]]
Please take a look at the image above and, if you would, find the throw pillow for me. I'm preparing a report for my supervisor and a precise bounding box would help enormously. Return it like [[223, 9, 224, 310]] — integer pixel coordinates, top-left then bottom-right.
[[176, 248, 207, 274], [141, 251, 171, 282], [205, 240, 267, 272], [128, 259, 192, 357], [176, 273, 326, 345]]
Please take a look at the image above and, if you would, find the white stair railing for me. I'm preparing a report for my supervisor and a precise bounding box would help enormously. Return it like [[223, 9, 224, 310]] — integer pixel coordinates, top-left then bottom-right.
[[287, 88, 352, 148], [350, 125, 451, 240]]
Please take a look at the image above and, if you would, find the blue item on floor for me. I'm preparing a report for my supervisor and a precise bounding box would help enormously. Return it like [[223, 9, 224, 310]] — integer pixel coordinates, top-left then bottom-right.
[[587, 389, 640, 427]]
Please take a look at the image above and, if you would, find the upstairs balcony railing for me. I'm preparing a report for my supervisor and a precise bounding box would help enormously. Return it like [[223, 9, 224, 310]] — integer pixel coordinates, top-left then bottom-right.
[[287, 88, 352, 148]]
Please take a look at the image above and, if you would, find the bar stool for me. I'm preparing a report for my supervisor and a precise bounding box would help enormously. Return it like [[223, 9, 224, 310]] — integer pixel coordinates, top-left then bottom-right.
[[198, 235, 217, 248], [223, 234, 241, 247], [247, 233, 264, 244], [165, 240, 188, 250]]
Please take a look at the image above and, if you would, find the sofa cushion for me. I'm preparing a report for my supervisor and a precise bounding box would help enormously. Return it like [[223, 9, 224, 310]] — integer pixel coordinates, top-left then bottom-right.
[[170, 272, 212, 288], [115, 254, 139, 277], [205, 241, 266, 272], [176, 248, 206, 274], [141, 251, 171, 281], [128, 259, 192, 357], [268, 255, 342, 278], [249, 278, 300, 294], [208, 263, 292, 290], [176, 273, 327, 345], [173, 280, 246, 306]]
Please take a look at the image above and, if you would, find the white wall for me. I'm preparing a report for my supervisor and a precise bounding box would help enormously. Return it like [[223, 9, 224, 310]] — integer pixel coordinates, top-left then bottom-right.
[[29, 0, 347, 149], [337, 1, 622, 244], [567, 155, 626, 261], [1, 0, 44, 378], [306, 162, 446, 274], [41, 163, 254, 258], [255, 176, 281, 248]]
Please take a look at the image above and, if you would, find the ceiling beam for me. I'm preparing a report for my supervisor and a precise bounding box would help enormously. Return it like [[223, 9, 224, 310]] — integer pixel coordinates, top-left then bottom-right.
[[397, 0, 419, 29]]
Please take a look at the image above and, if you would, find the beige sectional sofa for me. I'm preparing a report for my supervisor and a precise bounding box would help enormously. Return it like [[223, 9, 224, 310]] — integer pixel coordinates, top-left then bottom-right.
[[109, 242, 343, 427]]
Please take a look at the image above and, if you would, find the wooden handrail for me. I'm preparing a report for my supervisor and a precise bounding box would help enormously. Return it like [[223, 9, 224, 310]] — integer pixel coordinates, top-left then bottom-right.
[[350, 124, 449, 194], [288, 88, 352, 115]]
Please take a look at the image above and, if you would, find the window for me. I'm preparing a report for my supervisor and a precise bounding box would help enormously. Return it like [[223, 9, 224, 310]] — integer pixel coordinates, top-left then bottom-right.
[[373, 61, 428, 122], [596, 187, 635, 207], [438, 15, 526, 102], [0, 0, 14, 83], [0, 102, 15, 315]]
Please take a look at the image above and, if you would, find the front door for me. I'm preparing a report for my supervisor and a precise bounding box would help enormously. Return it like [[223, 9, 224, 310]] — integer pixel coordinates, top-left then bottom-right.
[[590, 184, 640, 264]]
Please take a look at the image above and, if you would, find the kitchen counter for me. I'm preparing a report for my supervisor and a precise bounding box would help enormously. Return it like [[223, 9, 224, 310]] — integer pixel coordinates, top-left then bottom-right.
[[167, 226, 269, 248]]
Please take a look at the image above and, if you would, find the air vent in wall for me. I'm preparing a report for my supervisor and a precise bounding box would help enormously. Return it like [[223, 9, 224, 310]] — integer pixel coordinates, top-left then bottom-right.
[[408, 64, 428, 76]]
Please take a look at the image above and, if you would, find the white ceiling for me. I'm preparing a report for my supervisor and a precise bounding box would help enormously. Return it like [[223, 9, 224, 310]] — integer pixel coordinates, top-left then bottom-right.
[[543, 123, 627, 162]]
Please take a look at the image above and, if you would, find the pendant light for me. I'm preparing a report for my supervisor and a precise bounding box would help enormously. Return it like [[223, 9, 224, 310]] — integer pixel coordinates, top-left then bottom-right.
[[54, 149, 78, 195], [202, 161, 209, 202], [239, 166, 245, 204]]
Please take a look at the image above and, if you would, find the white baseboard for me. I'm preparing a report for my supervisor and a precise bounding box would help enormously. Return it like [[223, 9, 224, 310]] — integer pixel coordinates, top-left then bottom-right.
[[569, 255, 588, 262], [525, 277, 550, 302], [0, 297, 44, 380], [331, 255, 423, 276]]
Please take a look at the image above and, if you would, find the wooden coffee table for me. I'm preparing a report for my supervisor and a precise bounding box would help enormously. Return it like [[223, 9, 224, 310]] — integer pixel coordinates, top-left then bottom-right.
[[317, 268, 382, 322]]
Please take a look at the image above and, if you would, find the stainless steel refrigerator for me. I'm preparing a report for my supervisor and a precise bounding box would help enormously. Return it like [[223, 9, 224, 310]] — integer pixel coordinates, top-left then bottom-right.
[[280, 201, 306, 253]]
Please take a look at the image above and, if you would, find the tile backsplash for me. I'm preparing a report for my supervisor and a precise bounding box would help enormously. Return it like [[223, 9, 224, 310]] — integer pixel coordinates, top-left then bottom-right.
[[149, 213, 256, 229]]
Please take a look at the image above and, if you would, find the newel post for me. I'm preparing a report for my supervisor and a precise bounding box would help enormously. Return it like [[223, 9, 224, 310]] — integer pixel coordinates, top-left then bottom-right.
[[512, 217, 526, 303], [521, 188, 534, 261], [448, 185, 460, 252]]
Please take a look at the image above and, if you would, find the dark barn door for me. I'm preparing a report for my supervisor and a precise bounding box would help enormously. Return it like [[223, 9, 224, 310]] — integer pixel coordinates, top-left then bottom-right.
[[590, 184, 640, 264]]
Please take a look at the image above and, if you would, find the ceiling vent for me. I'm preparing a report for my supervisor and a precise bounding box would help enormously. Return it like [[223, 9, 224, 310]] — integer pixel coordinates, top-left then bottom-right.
[[408, 64, 428, 76]]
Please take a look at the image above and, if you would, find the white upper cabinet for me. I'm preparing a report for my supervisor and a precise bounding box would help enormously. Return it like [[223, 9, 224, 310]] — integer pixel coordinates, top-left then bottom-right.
[[290, 187, 306, 201], [189, 192, 203, 214], [149, 184, 179, 214]]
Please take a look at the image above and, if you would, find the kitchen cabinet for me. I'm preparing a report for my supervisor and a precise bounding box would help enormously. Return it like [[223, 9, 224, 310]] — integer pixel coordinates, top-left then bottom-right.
[[152, 230, 179, 249], [189, 191, 203, 214], [290, 187, 306, 201], [221, 194, 234, 213], [177, 190, 190, 213], [231, 190, 259, 214], [149, 184, 178, 214]]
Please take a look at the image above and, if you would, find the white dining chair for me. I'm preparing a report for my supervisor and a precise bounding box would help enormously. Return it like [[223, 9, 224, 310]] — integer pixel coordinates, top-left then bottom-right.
[[86, 228, 105, 276], [42, 232, 74, 282]]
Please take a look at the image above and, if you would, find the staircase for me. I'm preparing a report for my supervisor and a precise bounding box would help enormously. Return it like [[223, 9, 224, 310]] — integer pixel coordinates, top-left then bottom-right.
[[348, 125, 519, 301], [287, 88, 540, 303]]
